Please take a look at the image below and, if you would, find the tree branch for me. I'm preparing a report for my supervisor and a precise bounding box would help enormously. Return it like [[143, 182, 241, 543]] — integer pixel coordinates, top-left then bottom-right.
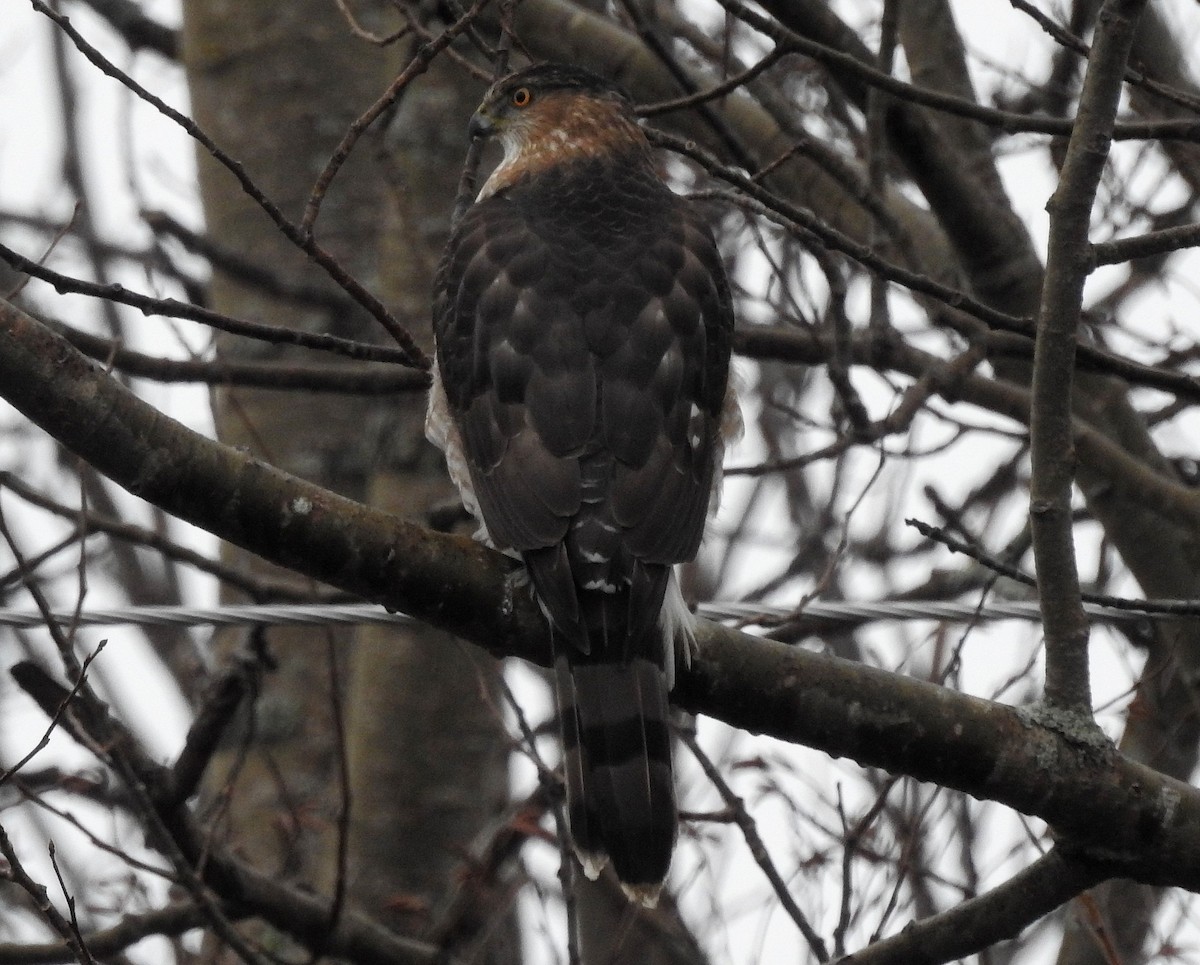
[[52, 321, 429, 393], [733, 326, 1200, 537], [835, 849, 1104, 965], [0, 904, 208, 964], [1030, 0, 1147, 714], [0, 239, 413, 365], [29, 0, 428, 368], [9, 661, 452, 965], [1092, 219, 1200, 266]]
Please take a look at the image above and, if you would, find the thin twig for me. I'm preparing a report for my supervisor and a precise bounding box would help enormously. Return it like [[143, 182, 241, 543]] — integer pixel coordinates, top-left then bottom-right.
[[47, 842, 95, 965], [650, 141, 1032, 336], [906, 517, 1200, 617], [143, 210, 362, 313], [0, 823, 96, 964], [678, 727, 828, 961], [14, 777, 183, 882], [0, 503, 84, 679], [301, 0, 492, 236], [711, 0, 1200, 143], [29, 0, 428, 369], [0, 530, 88, 592], [1007, 0, 1200, 115], [637, 46, 785, 117], [0, 641, 108, 791], [0, 238, 414, 364], [332, 0, 410, 44], [3, 204, 78, 301]]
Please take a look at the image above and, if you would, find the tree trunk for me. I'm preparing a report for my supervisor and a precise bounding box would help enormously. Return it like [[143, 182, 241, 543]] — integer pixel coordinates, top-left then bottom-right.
[[179, 5, 515, 960]]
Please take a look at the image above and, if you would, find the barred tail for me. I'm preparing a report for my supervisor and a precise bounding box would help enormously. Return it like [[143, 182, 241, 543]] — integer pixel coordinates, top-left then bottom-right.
[[555, 646, 676, 905]]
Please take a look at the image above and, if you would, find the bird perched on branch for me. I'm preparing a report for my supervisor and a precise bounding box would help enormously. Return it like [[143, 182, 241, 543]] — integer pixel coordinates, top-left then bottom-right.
[[428, 62, 737, 904]]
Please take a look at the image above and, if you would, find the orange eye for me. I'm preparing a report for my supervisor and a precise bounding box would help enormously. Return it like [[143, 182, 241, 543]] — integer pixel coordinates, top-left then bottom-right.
[[511, 87, 532, 108]]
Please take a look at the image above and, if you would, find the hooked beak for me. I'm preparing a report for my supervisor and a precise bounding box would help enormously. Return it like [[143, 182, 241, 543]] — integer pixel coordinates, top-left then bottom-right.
[[468, 109, 495, 141]]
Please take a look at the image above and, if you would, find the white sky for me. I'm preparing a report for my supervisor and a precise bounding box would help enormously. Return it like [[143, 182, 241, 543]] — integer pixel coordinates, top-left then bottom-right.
[[2, 1, 1200, 962]]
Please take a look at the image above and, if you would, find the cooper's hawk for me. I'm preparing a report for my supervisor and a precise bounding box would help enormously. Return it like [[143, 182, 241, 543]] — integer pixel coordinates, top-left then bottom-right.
[[428, 63, 736, 904]]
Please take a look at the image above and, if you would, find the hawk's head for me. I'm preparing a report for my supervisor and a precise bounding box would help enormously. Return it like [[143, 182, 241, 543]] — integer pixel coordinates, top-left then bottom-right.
[[470, 63, 650, 197]]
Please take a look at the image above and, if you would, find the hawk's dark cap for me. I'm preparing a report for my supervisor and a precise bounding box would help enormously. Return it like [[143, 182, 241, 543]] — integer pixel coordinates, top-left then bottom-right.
[[492, 63, 632, 104]]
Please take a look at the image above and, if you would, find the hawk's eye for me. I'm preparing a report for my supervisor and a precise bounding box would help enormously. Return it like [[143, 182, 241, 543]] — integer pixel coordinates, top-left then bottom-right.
[[511, 87, 533, 108]]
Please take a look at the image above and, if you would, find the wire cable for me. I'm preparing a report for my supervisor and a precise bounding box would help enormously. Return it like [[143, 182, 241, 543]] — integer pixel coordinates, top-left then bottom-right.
[[0, 598, 1186, 631]]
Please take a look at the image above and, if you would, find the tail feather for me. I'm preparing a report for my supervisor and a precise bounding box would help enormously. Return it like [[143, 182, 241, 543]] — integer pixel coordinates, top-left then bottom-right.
[[555, 653, 676, 899], [529, 521, 681, 901]]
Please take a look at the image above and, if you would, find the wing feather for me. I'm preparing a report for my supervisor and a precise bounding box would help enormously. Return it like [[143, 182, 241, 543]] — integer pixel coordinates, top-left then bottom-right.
[[432, 157, 734, 644]]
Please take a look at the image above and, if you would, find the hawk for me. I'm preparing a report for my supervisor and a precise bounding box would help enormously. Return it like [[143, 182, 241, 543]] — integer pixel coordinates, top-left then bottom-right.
[[428, 63, 736, 903]]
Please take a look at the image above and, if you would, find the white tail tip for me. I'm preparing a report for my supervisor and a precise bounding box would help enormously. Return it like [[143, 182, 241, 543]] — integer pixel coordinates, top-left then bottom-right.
[[576, 849, 607, 881], [621, 881, 663, 908]]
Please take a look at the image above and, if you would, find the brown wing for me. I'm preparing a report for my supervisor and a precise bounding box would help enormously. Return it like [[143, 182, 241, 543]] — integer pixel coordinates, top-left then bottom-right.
[[433, 156, 732, 653]]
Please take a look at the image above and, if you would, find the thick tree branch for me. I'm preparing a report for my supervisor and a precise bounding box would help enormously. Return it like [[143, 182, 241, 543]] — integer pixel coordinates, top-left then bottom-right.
[[5, 299, 1200, 896], [0, 296, 536, 652]]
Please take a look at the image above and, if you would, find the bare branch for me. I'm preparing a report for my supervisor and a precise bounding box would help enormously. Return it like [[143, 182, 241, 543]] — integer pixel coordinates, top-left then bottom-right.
[[0, 239, 414, 365], [300, 0, 492, 236], [28, 0, 429, 368], [9, 661, 451, 965], [53, 321, 429, 393], [836, 849, 1104, 965], [0, 823, 95, 964], [679, 728, 828, 960], [0, 904, 209, 965], [907, 517, 1200, 617], [712, 0, 1200, 144], [1092, 219, 1200, 266], [1030, 0, 1147, 714]]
